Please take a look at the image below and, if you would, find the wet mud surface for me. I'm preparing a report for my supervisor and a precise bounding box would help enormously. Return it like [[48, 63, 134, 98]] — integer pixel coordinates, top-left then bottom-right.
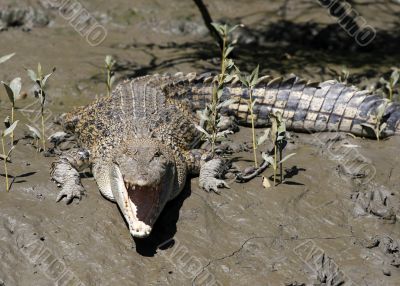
[[0, 0, 400, 285]]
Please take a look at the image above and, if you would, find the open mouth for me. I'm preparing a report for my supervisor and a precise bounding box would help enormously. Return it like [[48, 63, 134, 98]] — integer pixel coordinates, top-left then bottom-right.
[[124, 182, 161, 226]]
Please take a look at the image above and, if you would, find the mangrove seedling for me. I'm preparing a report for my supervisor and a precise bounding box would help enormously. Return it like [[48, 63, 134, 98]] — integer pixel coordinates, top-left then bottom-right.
[[26, 124, 42, 152], [196, 23, 239, 155], [328, 66, 350, 84], [262, 111, 296, 186], [26, 63, 56, 151], [2, 77, 22, 145], [105, 55, 116, 96], [1, 120, 19, 192], [339, 67, 350, 84], [235, 65, 270, 167], [379, 68, 399, 101], [361, 99, 389, 141]]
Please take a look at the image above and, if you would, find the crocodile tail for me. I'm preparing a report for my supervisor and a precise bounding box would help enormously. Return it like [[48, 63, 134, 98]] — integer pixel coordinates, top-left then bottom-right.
[[187, 74, 399, 138]]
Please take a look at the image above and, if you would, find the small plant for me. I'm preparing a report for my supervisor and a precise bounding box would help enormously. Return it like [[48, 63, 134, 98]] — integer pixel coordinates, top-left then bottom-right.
[[1, 77, 21, 144], [338, 67, 350, 84], [262, 111, 295, 186], [235, 65, 270, 167], [1, 120, 19, 192], [105, 55, 116, 96], [328, 66, 350, 84], [196, 23, 238, 155], [380, 68, 399, 101], [361, 99, 389, 141], [0, 53, 15, 64], [26, 124, 42, 152], [26, 63, 56, 151]]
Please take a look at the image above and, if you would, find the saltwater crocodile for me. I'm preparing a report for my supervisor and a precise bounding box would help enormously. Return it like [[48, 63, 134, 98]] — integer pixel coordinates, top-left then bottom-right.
[[51, 73, 400, 238]]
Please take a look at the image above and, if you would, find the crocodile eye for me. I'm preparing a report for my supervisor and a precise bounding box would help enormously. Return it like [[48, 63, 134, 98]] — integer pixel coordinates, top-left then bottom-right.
[[154, 151, 162, 158]]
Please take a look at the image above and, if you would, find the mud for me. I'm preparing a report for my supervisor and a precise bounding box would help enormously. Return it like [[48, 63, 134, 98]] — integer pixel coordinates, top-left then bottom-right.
[[0, 0, 399, 285]]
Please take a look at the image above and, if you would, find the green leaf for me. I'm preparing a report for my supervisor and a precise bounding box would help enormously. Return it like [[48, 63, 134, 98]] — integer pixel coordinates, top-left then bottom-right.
[[225, 58, 234, 70], [250, 65, 259, 87], [37, 62, 42, 79], [361, 123, 375, 131], [224, 46, 234, 58], [1, 82, 14, 104], [379, 77, 388, 86], [4, 116, 10, 128], [6, 145, 15, 159], [2, 120, 19, 137], [196, 110, 210, 123], [217, 88, 223, 99], [375, 100, 388, 119], [42, 67, 56, 87], [110, 75, 116, 87], [0, 53, 15, 64], [379, 122, 387, 133], [257, 128, 270, 146], [278, 153, 296, 164], [105, 55, 113, 66], [211, 22, 224, 36], [195, 125, 210, 138], [10, 77, 22, 102], [2, 77, 22, 105], [277, 120, 286, 134], [391, 68, 399, 87], [228, 24, 240, 34], [26, 124, 41, 139], [250, 98, 258, 108], [224, 73, 235, 84], [26, 69, 37, 82]]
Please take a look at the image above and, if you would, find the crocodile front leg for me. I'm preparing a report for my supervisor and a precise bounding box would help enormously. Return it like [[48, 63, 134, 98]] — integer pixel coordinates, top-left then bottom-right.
[[188, 150, 230, 193], [199, 158, 230, 193], [50, 148, 91, 204]]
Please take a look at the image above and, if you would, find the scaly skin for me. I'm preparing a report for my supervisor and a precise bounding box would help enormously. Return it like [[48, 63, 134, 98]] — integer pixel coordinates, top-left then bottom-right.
[[52, 72, 400, 238], [167, 74, 400, 137]]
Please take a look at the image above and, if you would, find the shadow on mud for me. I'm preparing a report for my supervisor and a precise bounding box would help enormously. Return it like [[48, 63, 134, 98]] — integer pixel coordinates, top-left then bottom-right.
[[113, 20, 400, 82], [133, 181, 192, 257]]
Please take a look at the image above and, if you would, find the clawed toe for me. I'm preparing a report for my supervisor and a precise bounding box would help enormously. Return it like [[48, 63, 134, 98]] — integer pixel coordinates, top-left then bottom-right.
[[199, 158, 230, 193], [202, 178, 230, 194], [56, 184, 85, 204]]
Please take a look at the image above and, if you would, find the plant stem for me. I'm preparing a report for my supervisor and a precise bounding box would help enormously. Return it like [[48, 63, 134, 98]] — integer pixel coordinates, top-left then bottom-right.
[[107, 68, 111, 96], [273, 144, 277, 186], [41, 106, 45, 151], [2, 136, 9, 192], [279, 149, 283, 183], [210, 32, 227, 156], [11, 104, 14, 145], [249, 88, 258, 167]]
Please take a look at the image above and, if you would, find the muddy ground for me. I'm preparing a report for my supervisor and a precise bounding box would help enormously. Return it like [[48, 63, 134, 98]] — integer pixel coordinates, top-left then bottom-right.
[[0, 0, 400, 285]]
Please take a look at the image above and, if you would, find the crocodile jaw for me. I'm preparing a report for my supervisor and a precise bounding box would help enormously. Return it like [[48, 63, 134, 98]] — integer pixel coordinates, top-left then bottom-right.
[[110, 165, 161, 238]]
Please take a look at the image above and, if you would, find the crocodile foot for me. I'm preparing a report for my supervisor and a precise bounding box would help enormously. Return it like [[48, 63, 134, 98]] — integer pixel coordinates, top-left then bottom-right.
[[56, 183, 85, 204], [51, 148, 89, 204], [199, 158, 230, 193]]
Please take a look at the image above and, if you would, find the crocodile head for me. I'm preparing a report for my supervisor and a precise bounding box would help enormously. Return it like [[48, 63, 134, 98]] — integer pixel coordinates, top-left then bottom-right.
[[110, 140, 177, 238]]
